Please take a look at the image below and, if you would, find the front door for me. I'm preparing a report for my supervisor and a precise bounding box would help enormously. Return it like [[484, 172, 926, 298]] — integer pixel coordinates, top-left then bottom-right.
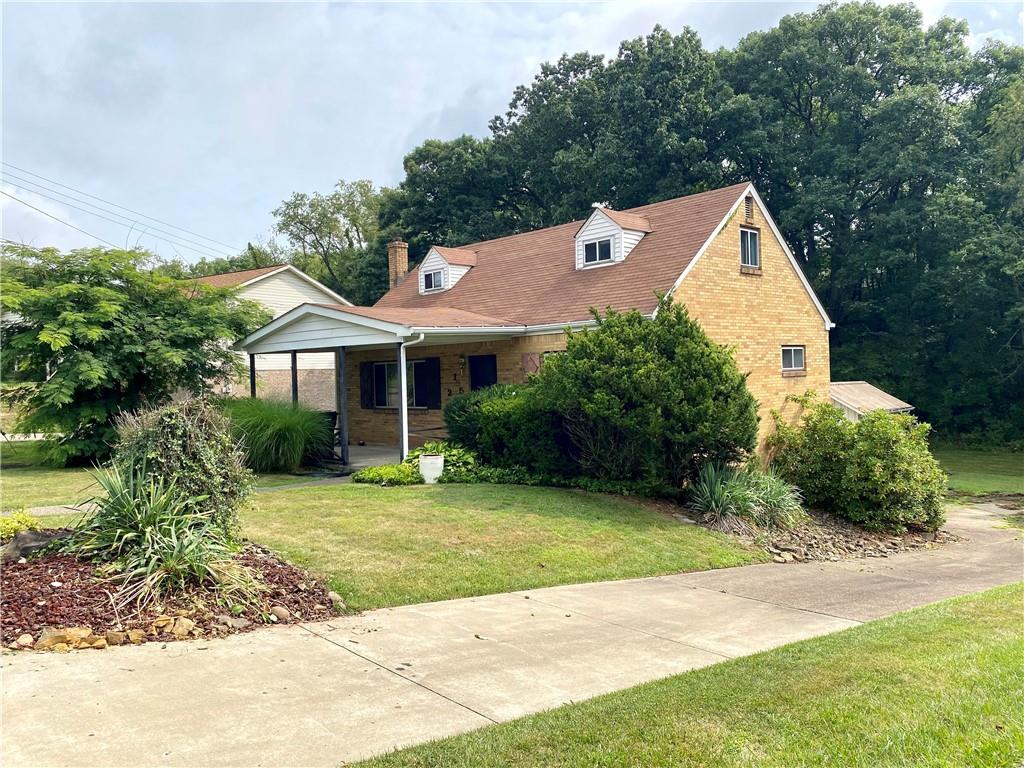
[[468, 354, 497, 390]]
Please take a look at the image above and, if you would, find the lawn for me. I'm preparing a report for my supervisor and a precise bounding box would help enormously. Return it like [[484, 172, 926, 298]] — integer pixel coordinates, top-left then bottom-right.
[[244, 483, 762, 611], [933, 446, 1023, 496], [359, 584, 1024, 768], [0, 440, 310, 510]]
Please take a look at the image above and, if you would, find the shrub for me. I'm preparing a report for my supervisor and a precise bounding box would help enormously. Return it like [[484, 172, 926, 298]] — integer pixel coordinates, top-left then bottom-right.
[[66, 462, 262, 610], [0, 510, 43, 541], [404, 441, 477, 474], [442, 385, 510, 448], [352, 463, 423, 486], [688, 465, 805, 533], [114, 398, 252, 536], [439, 464, 675, 498], [534, 298, 758, 488], [769, 398, 946, 532], [221, 397, 333, 473]]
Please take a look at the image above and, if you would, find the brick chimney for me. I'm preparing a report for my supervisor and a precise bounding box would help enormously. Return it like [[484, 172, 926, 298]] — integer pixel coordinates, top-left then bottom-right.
[[387, 238, 409, 289]]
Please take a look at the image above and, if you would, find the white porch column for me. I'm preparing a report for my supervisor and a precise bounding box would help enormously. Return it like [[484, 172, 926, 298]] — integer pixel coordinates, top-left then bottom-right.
[[396, 341, 409, 461]]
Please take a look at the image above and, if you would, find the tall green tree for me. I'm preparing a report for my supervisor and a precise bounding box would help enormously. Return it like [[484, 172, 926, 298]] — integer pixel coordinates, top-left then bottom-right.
[[0, 245, 268, 465]]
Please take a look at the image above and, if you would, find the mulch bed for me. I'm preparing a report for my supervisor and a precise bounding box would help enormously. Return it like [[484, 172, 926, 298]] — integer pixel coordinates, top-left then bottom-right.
[[755, 509, 960, 563], [1, 544, 336, 648]]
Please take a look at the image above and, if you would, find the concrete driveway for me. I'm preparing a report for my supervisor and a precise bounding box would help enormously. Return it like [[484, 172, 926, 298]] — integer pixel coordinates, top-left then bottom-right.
[[2, 503, 1021, 767]]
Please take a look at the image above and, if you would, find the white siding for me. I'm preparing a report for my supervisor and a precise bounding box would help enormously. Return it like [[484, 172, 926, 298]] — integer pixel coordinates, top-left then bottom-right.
[[574, 210, 646, 269], [417, 249, 472, 294], [238, 269, 343, 370], [246, 313, 399, 355]]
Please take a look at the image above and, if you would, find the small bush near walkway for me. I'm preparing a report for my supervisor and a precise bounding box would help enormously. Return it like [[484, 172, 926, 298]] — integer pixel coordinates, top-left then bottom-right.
[[221, 397, 333, 473], [352, 463, 423, 486], [770, 398, 947, 532]]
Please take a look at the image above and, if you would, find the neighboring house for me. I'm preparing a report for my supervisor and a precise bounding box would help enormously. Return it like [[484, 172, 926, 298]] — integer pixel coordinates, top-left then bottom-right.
[[190, 264, 350, 401], [238, 182, 837, 462], [830, 381, 914, 422]]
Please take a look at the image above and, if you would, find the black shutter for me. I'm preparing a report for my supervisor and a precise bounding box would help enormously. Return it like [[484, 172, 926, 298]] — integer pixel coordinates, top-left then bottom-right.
[[420, 357, 441, 409], [359, 362, 374, 409]]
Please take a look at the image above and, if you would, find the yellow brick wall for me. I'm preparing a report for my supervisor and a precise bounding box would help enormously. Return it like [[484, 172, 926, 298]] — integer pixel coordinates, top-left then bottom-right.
[[672, 196, 831, 448], [344, 333, 567, 447]]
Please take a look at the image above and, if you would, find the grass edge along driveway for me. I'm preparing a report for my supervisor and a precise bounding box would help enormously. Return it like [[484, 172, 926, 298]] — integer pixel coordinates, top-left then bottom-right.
[[359, 583, 1024, 768], [244, 483, 763, 612]]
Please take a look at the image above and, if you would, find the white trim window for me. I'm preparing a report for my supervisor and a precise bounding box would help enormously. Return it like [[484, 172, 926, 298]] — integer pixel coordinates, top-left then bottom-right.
[[372, 360, 426, 408], [781, 345, 806, 372], [740, 228, 760, 268], [423, 269, 444, 291], [583, 238, 613, 265]]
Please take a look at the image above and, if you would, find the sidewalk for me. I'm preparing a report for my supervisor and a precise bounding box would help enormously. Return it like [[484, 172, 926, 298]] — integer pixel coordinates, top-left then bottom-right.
[[2, 503, 1020, 767]]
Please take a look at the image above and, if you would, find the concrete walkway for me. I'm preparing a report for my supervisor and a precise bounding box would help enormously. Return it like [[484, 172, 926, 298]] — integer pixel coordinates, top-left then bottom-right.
[[3, 503, 1021, 767]]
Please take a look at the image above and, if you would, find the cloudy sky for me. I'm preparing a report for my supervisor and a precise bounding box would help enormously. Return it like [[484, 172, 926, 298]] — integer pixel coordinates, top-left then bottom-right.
[[2, 1, 1021, 262]]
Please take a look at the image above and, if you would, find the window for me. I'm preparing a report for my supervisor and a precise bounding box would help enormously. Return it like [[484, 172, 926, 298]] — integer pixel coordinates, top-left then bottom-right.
[[781, 346, 805, 372], [740, 228, 760, 268], [583, 238, 613, 265], [372, 360, 427, 408], [423, 269, 444, 291]]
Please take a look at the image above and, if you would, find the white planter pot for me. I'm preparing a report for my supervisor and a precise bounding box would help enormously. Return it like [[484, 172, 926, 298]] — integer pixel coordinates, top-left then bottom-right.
[[419, 454, 444, 484]]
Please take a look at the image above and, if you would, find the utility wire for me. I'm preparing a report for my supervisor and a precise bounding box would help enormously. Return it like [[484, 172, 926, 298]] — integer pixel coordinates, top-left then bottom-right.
[[1, 161, 242, 252], [2, 171, 236, 258], [0, 190, 118, 248], [1, 180, 234, 259]]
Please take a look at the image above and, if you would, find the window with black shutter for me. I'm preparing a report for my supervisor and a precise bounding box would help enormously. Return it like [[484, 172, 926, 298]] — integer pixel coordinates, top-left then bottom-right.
[[361, 358, 439, 408]]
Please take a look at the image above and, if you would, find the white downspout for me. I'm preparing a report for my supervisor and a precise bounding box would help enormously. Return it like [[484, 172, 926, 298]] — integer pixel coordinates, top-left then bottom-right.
[[397, 333, 426, 460]]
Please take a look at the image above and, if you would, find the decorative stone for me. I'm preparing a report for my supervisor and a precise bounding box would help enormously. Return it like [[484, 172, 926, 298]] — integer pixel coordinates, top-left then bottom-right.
[[88, 637, 107, 649], [152, 616, 174, 630], [65, 627, 94, 644], [16, 634, 34, 648], [34, 627, 71, 650], [215, 614, 252, 630], [105, 631, 126, 646], [1, 529, 72, 563], [126, 629, 146, 645], [171, 618, 195, 638], [327, 591, 345, 611], [270, 606, 291, 622]]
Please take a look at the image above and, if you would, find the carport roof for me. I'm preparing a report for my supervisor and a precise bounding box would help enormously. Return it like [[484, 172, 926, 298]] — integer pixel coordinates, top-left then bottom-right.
[[308, 304, 520, 328]]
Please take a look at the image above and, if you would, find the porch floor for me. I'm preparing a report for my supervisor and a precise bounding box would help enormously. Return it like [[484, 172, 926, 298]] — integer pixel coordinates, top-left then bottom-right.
[[345, 444, 400, 470]]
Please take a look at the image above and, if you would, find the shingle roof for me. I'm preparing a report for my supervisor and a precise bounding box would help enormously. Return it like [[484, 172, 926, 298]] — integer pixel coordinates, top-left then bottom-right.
[[376, 183, 749, 325], [431, 246, 478, 267], [311, 304, 519, 328], [190, 265, 285, 288], [594, 208, 652, 233], [830, 381, 914, 415]]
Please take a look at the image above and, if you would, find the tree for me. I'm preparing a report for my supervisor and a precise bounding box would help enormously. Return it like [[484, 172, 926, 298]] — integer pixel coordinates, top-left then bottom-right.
[[272, 179, 385, 304], [0, 245, 269, 465]]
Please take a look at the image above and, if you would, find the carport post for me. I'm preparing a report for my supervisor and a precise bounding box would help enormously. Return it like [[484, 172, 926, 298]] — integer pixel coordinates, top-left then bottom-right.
[[334, 347, 349, 465], [290, 351, 299, 404], [396, 341, 409, 461], [248, 355, 257, 398]]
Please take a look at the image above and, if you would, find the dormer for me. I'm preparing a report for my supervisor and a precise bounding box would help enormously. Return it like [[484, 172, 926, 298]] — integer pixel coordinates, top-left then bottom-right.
[[574, 205, 652, 270], [418, 246, 477, 294]]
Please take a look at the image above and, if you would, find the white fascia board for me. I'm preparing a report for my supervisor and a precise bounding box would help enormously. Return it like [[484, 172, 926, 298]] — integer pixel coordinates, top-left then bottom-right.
[[238, 264, 354, 307], [236, 303, 409, 350], [662, 184, 835, 331]]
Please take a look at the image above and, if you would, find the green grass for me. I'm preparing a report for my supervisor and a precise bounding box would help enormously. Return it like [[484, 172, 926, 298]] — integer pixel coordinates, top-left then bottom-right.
[[359, 584, 1024, 768], [933, 446, 1023, 496], [243, 483, 762, 611], [0, 440, 311, 509]]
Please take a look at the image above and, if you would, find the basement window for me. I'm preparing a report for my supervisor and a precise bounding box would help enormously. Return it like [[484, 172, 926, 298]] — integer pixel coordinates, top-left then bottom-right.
[[740, 228, 760, 269], [423, 269, 444, 291], [583, 238, 613, 265], [781, 346, 806, 372]]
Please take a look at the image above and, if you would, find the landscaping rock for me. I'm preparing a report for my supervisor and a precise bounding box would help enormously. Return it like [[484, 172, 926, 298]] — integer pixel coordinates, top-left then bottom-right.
[[105, 630, 126, 646], [327, 591, 346, 611], [215, 615, 252, 630], [2, 529, 72, 564], [171, 618, 195, 638], [15, 634, 34, 648], [126, 629, 146, 645], [34, 627, 71, 650], [270, 606, 291, 622]]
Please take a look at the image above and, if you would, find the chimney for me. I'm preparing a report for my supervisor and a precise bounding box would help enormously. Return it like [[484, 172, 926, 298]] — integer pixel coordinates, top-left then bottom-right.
[[387, 238, 409, 289]]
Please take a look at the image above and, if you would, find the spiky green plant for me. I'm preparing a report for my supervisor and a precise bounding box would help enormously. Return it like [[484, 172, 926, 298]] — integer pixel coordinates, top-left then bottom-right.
[[221, 397, 332, 472]]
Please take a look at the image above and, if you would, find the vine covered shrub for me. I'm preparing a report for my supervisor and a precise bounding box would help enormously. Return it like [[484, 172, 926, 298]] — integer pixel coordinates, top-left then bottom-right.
[[352, 463, 423, 486], [114, 398, 253, 536], [535, 298, 758, 487], [221, 397, 332, 472], [769, 398, 946, 532]]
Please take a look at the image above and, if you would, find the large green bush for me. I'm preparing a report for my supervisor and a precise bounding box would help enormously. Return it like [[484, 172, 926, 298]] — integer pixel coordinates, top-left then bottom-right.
[[769, 399, 947, 532], [534, 299, 758, 488], [115, 398, 253, 536], [221, 397, 333, 473]]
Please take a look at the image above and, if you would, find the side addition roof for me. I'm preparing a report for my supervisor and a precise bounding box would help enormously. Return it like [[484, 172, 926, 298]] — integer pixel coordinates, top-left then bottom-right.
[[830, 381, 914, 416]]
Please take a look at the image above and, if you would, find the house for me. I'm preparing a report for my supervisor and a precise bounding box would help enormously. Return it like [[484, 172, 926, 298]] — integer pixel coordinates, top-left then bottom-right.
[[237, 182, 835, 463], [830, 381, 914, 422], [190, 264, 351, 401]]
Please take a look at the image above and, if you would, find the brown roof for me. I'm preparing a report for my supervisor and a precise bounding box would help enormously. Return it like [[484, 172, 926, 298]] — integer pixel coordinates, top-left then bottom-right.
[[376, 183, 750, 325], [311, 304, 519, 328], [830, 381, 914, 415], [431, 246, 478, 267], [594, 208, 652, 233], [190, 264, 285, 288]]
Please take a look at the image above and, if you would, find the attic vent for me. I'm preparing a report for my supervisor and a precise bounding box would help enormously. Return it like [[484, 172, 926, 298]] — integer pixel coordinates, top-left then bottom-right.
[[744, 195, 754, 220]]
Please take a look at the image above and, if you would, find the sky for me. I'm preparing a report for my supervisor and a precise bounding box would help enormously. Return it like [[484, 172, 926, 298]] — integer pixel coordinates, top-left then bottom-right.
[[2, 0, 1021, 263]]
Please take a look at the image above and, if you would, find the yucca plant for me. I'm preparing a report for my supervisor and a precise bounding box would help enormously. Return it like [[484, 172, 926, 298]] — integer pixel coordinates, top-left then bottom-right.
[[688, 464, 806, 534], [744, 467, 807, 530], [221, 398, 332, 472], [67, 462, 262, 610]]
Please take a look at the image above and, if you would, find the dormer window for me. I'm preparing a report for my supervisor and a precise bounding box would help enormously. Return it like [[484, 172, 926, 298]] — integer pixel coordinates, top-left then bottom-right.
[[584, 238, 613, 265], [423, 269, 444, 291]]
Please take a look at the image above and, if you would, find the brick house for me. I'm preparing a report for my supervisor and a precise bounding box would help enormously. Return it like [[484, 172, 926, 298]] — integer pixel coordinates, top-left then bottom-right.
[[237, 183, 834, 462]]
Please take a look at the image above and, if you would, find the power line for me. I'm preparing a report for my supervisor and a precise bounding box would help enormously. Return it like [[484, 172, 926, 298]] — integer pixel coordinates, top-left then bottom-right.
[[1, 180, 236, 259], [1, 161, 242, 252], [0, 190, 119, 248], [2, 171, 237, 258]]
